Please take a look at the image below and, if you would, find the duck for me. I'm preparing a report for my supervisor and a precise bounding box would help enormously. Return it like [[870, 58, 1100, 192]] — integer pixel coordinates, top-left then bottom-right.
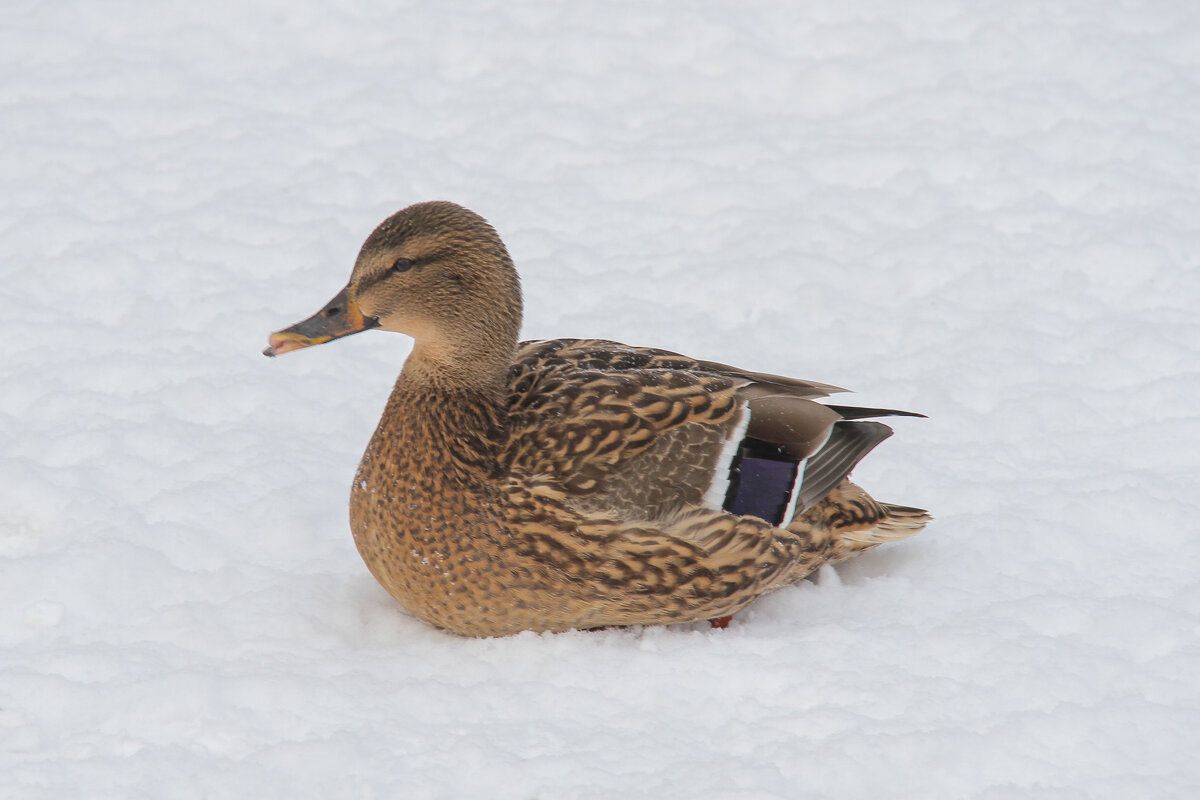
[[264, 201, 928, 637]]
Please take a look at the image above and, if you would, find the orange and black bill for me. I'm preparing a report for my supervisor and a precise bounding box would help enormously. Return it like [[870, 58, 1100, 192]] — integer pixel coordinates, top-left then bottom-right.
[[263, 284, 379, 357]]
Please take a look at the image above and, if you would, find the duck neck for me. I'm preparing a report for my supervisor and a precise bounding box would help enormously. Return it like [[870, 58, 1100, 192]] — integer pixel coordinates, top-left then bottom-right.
[[373, 311, 518, 479], [400, 334, 514, 394]]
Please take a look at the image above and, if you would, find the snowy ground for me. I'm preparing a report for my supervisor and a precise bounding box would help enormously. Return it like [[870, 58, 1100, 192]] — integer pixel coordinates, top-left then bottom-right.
[[3, 1, 1199, 798]]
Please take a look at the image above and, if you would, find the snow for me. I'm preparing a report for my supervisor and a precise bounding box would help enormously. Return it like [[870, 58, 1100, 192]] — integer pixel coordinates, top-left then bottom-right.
[[3, 1, 1199, 797]]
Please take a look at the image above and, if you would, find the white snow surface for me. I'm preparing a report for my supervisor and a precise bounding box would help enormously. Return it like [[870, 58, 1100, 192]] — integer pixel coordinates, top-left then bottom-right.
[[3, 2, 1199, 798]]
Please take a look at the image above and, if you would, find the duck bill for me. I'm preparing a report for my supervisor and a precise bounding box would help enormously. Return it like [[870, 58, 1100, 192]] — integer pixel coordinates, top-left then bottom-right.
[[263, 284, 379, 357]]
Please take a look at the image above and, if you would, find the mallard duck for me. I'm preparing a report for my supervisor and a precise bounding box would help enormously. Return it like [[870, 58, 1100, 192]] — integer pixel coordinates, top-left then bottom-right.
[[265, 201, 928, 637]]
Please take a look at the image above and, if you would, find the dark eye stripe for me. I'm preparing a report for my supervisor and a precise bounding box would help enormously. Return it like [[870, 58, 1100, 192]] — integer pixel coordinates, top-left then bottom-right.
[[358, 249, 451, 291]]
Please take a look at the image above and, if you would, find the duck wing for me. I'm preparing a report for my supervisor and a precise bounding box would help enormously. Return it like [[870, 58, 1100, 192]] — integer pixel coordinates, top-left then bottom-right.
[[502, 339, 920, 526]]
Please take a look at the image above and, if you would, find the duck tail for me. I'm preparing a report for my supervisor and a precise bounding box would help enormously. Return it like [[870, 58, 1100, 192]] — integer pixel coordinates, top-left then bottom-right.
[[836, 503, 930, 545], [786, 480, 928, 565]]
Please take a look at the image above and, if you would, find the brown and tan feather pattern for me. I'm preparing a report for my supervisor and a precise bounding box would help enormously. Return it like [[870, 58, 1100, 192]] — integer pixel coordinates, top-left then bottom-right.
[[267, 200, 930, 637], [504, 339, 744, 498]]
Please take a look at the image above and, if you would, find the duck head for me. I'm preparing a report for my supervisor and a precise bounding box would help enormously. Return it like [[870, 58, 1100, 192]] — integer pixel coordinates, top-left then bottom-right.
[[265, 201, 524, 384]]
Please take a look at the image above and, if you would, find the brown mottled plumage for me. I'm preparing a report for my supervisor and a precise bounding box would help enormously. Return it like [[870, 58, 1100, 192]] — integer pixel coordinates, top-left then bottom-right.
[[265, 201, 929, 637]]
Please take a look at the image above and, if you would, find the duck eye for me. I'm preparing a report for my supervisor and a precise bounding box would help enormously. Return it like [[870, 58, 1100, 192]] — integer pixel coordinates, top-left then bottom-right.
[[391, 257, 415, 273]]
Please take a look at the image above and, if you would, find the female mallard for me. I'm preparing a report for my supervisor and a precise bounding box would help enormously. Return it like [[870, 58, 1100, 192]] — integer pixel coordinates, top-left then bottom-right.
[[265, 201, 928, 637]]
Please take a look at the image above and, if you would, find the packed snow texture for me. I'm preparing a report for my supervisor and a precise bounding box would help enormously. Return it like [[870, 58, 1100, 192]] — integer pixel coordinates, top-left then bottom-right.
[[3, 1, 1199, 798]]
